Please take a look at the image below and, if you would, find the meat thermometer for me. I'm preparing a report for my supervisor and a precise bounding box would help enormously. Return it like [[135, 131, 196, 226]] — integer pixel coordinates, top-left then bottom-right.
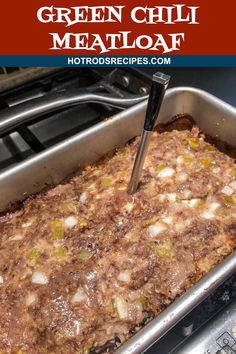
[[127, 71, 170, 194]]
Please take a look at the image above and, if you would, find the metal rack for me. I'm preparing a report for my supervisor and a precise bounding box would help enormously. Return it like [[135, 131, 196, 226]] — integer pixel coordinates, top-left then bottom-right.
[[0, 68, 150, 171]]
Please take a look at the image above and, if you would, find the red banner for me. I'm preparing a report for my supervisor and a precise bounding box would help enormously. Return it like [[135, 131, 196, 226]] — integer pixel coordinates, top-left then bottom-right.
[[1, 0, 235, 55]]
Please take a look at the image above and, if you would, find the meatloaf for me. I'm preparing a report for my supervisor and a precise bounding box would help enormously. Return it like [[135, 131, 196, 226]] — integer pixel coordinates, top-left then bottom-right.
[[0, 125, 236, 354]]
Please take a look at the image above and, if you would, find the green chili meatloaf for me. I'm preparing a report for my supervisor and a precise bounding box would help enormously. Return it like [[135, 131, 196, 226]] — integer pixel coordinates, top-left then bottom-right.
[[0, 125, 236, 354]]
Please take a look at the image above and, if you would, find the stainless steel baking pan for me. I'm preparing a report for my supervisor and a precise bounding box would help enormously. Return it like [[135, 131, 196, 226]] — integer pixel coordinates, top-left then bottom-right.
[[0, 87, 236, 353]]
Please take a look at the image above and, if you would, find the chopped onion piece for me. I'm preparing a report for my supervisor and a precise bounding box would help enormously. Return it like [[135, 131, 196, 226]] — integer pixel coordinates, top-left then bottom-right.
[[188, 199, 201, 208], [114, 296, 128, 320], [157, 167, 175, 179], [177, 172, 188, 182], [117, 185, 126, 191], [79, 192, 88, 203], [182, 189, 191, 199], [221, 185, 234, 196], [124, 202, 133, 213], [31, 271, 48, 285], [159, 194, 166, 202], [209, 202, 220, 211], [71, 288, 87, 303], [166, 193, 176, 202], [0, 276, 3, 284], [213, 167, 221, 173], [22, 220, 33, 228], [118, 270, 131, 283], [162, 216, 173, 225], [64, 216, 78, 229], [148, 222, 166, 237], [200, 211, 215, 220], [73, 320, 81, 336], [176, 156, 184, 164], [176, 166, 182, 172], [229, 181, 236, 190], [86, 271, 97, 281], [26, 292, 37, 306]]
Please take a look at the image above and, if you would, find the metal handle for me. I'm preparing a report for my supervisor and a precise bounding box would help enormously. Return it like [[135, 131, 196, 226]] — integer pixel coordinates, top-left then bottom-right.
[[144, 72, 170, 131], [0, 90, 148, 135], [127, 72, 170, 195]]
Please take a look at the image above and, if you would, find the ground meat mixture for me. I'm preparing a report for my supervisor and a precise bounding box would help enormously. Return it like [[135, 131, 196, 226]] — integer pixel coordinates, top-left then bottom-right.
[[0, 126, 236, 354]]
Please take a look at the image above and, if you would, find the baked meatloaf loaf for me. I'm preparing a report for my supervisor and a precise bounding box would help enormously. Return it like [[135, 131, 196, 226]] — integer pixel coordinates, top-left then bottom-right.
[[0, 125, 236, 354]]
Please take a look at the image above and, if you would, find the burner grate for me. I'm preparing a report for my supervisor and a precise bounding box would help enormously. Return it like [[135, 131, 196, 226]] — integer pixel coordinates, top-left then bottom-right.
[[0, 68, 150, 171], [0, 67, 59, 93], [0, 67, 25, 75]]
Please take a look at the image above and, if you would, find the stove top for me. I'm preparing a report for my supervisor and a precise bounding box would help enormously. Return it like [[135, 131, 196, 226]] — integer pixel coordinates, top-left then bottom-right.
[[147, 273, 236, 354], [0, 68, 150, 171], [0, 67, 235, 354]]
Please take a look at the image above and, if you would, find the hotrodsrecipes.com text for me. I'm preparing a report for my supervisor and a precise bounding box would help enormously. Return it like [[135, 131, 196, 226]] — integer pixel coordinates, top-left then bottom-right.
[[67, 56, 172, 66]]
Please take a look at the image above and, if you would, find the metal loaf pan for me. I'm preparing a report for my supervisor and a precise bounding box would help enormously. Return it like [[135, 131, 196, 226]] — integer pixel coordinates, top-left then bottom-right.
[[0, 87, 236, 353]]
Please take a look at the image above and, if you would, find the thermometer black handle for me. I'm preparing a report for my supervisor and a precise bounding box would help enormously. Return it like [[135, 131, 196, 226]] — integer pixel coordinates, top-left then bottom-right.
[[144, 72, 170, 131]]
